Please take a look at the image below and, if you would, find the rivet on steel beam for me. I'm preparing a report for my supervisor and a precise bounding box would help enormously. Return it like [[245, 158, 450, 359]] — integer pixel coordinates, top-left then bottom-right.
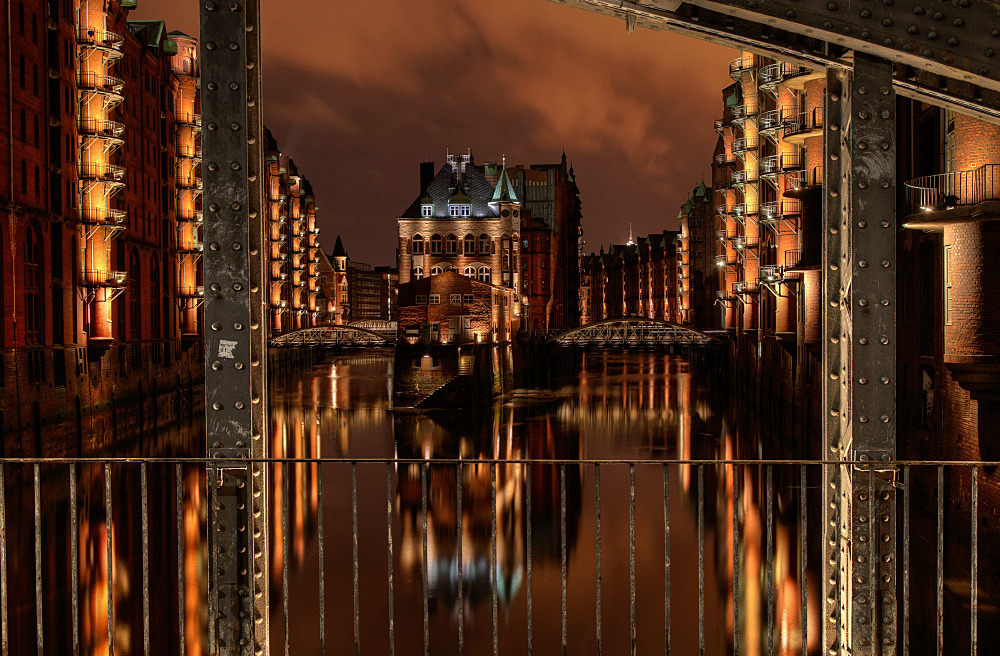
[[883, 554, 892, 562], [859, 180, 868, 188], [922, 48, 934, 58], [205, 42, 216, 51], [859, 259, 868, 268], [208, 162, 218, 172], [212, 361, 222, 371], [927, 30, 939, 41], [907, 25, 919, 35], [859, 109, 870, 119], [231, 162, 241, 170], [235, 362, 245, 370], [231, 122, 241, 131], [859, 298, 869, 307], [859, 416, 869, 424], [881, 180, 891, 188], [786, 10, 795, 18], [859, 337, 869, 345], [830, 336, 839, 344], [830, 372, 840, 380], [860, 491, 868, 500], [230, 82, 240, 91], [859, 377, 869, 384], [881, 415, 890, 423], [229, 42, 240, 51], [213, 402, 223, 411], [881, 298, 891, 306], [881, 220, 891, 228], [207, 122, 217, 130], [823, 21, 833, 29], [830, 123, 840, 131], [211, 322, 222, 330], [235, 401, 245, 410], [210, 283, 221, 292], [233, 243, 242, 250], [234, 323, 244, 330], [830, 300, 839, 308], [830, 263, 839, 270], [830, 409, 840, 417], [881, 376, 891, 384], [881, 141, 891, 149], [882, 533, 891, 542]]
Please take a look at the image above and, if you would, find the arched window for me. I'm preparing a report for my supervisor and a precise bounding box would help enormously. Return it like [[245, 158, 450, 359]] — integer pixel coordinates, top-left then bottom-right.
[[479, 234, 489, 254], [463, 266, 476, 277], [33, 165, 39, 197], [501, 235, 511, 250], [445, 234, 458, 255], [430, 265, 443, 275], [18, 56, 24, 89], [129, 249, 141, 339], [150, 257, 161, 339], [412, 266, 423, 280], [31, 13, 37, 44], [17, 4, 23, 35], [183, 57, 193, 74], [429, 234, 442, 255], [20, 160, 26, 193], [411, 234, 424, 255], [24, 224, 41, 344], [32, 114, 37, 145], [32, 63, 37, 95], [478, 267, 491, 283], [464, 234, 475, 254], [19, 109, 25, 140]]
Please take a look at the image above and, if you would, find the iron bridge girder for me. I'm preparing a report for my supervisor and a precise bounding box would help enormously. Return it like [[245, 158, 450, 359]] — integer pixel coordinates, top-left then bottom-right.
[[269, 326, 395, 347], [550, 318, 719, 346]]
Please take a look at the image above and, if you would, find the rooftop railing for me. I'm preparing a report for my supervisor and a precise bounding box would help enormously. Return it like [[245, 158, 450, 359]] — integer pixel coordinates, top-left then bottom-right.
[[904, 164, 1000, 212]]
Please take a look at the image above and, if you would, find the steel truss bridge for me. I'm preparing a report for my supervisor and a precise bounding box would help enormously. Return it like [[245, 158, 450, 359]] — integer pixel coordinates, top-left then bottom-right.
[[192, 1, 1000, 653], [549, 318, 718, 347], [269, 325, 395, 347]]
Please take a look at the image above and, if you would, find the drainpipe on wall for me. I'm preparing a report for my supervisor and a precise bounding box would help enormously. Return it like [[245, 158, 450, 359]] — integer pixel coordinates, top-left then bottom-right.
[[7, 1, 23, 454]]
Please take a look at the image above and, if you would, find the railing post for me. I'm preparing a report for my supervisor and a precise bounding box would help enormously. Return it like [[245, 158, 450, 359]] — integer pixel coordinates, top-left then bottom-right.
[[200, 0, 270, 654], [823, 54, 898, 656]]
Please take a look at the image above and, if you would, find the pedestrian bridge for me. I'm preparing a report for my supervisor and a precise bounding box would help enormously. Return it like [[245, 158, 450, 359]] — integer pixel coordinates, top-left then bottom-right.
[[269, 325, 395, 347], [549, 318, 719, 347]]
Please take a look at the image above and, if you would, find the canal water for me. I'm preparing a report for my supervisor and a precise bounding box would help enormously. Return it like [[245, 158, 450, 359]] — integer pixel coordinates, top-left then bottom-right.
[[3, 349, 819, 656]]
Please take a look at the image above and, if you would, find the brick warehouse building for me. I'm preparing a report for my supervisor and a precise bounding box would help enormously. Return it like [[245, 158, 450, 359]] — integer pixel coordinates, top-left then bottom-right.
[[0, 1, 335, 456], [328, 235, 397, 324], [678, 50, 1000, 648]]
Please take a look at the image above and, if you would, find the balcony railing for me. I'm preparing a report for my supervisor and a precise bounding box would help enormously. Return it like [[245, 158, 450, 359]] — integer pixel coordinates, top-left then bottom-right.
[[758, 265, 782, 283], [729, 55, 756, 77], [784, 249, 804, 269], [76, 71, 124, 95], [715, 204, 728, 216], [177, 285, 204, 298], [79, 207, 127, 226], [904, 164, 1000, 212], [82, 270, 127, 287], [761, 199, 802, 220], [177, 175, 203, 190], [732, 137, 759, 153], [78, 162, 126, 182], [175, 112, 202, 127], [758, 109, 783, 132], [178, 238, 203, 254], [176, 145, 203, 159], [731, 104, 758, 121], [731, 202, 758, 217], [176, 210, 204, 223], [76, 27, 124, 50], [783, 107, 824, 138], [77, 117, 125, 140], [731, 169, 759, 186]]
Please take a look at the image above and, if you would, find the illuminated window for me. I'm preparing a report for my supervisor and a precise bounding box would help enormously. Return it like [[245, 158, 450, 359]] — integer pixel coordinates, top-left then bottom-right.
[[421, 204, 432, 217], [450, 204, 470, 217], [479, 234, 489, 254], [429, 294, 440, 305], [411, 234, 424, 254], [478, 267, 491, 283], [445, 234, 458, 255], [464, 234, 475, 254], [944, 244, 952, 325], [463, 266, 476, 277], [450, 294, 461, 305], [412, 266, 423, 279], [430, 266, 443, 275]]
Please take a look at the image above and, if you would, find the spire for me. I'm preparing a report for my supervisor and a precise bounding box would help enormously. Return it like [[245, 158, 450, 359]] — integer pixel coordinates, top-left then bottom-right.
[[490, 161, 519, 205], [627, 223, 635, 246], [332, 235, 347, 258]]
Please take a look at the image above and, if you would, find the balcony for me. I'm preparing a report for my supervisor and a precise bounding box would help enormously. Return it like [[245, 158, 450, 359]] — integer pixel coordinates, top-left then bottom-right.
[[783, 108, 824, 142], [177, 285, 204, 298], [784, 249, 804, 269], [176, 145, 203, 159], [731, 169, 758, 186], [76, 71, 124, 96], [758, 109, 783, 133], [732, 137, 759, 154], [903, 164, 1000, 215], [758, 265, 782, 283], [731, 202, 758, 218], [717, 230, 730, 243], [731, 104, 758, 121], [79, 207, 126, 226], [77, 117, 125, 142], [271, 300, 288, 310], [177, 210, 204, 223], [78, 162, 125, 183], [271, 253, 288, 262], [271, 271, 288, 281], [761, 199, 801, 221], [177, 237, 203, 254], [176, 112, 202, 128], [732, 235, 748, 251], [729, 55, 756, 78], [177, 174, 203, 190], [715, 204, 728, 216], [82, 270, 127, 288], [715, 254, 735, 268], [76, 27, 124, 51]]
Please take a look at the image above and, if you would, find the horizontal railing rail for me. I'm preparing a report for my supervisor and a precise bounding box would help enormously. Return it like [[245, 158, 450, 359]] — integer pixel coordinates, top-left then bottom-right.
[[904, 163, 1000, 212], [2, 456, 993, 656]]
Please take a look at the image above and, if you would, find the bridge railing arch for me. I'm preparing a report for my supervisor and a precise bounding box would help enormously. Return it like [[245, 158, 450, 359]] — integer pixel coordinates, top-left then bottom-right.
[[548, 317, 720, 347], [269, 325, 395, 347]]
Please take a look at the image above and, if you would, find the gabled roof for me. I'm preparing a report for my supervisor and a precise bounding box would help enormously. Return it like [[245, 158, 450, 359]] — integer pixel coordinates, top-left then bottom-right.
[[490, 166, 519, 204]]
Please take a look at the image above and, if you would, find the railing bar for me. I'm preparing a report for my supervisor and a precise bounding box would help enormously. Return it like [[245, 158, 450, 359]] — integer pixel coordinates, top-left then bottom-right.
[[490, 462, 498, 656], [766, 465, 774, 656], [318, 460, 326, 656], [457, 461, 464, 656], [937, 465, 944, 656], [561, 464, 568, 655], [971, 467, 978, 656], [141, 463, 150, 656], [104, 462, 113, 656], [386, 463, 395, 656], [799, 465, 807, 656], [207, 468, 217, 652], [283, 461, 291, 656], [526, 461, 533, 656], [595, 464, 602, 655], [32, 463, 43, 656], [663, 464, 670, 656], [732, 463, 739, 656], [352, 462, 360, 656], [869, 466, 877, 652], [421, 464, 429, 656], [629, 463, 636, 656], [903, 465, 910, 656], [70, 464, 79, 656], [175, 464, 185, 656], [698, 465, 705, 656]]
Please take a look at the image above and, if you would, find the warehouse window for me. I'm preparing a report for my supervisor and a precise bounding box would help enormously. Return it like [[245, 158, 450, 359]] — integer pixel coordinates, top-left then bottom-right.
[[944, 245, 952, 326]]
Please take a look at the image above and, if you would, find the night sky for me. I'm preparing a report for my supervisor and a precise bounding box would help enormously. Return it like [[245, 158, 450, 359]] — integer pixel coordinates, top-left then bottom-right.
[[135, 1, 734, 265]]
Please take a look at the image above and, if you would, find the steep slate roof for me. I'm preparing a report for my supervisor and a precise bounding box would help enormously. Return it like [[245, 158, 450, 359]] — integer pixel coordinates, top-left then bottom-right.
[[401, 161, 499, 219], [490, 166, 519, 204], [332, 236, 348, 258]]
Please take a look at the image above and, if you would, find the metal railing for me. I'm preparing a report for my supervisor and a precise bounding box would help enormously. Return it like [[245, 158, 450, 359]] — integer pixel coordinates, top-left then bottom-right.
[[729, 54, 757, 76], [731, 104, 758, 120], [76, 27, 124, 50], [77, 117, 125, 140], [81, 269, 127, 287], [785, 249, 804, 268], [79, 207, 127, 226], [78, 162, 126, 182], [783, 107, 824, 137], [76, 71, 124, 95], [732, 136, 759, 153], [904, 164, 1000, 212]]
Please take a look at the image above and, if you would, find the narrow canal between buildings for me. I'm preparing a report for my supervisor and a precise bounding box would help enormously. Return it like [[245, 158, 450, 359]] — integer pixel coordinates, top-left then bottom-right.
[[5, 349, 821, 656]]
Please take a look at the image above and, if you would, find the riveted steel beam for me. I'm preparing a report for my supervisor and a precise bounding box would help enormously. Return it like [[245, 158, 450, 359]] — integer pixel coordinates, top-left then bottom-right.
[[200, 0, 269, 654], [548, 0, 1000, 122]]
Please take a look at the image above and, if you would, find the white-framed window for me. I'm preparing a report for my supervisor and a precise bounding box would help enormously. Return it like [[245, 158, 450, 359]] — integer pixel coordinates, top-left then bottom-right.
[[479, 234, 490, 254], [412, 266, 423, 279], [416, 294, 427, 305], [449, 204, 471, 217], [450, 294, 461, 305], [430, 265, 443, 275], [421, 204, 432, 217], [429, 294, 440, 305], [463, 266, 477, 277], [478, 267, 491, 283], [412, 234, 424, 254], [463, 294, 474, 304]]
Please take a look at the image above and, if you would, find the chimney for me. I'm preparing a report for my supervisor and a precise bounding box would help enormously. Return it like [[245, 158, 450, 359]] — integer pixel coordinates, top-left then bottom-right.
[[420, 161, 435, 193]]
